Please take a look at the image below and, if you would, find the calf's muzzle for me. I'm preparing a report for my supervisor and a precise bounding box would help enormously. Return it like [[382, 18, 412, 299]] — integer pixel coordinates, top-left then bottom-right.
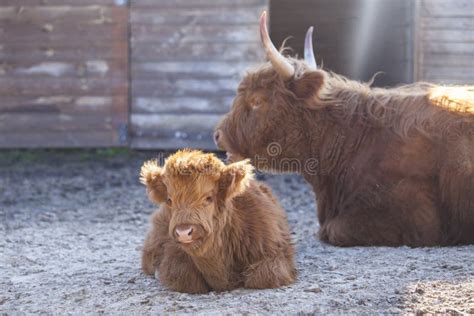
[[174, 224, 204, 244]]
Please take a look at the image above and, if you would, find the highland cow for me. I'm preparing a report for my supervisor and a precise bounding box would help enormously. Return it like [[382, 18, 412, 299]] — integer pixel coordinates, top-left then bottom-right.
[[140, 150, 295, 293], [214, 12, 474, 247]]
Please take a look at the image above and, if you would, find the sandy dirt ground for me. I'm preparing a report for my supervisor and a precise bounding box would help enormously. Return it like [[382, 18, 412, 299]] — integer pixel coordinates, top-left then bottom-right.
[[1, 151, 473, 315]]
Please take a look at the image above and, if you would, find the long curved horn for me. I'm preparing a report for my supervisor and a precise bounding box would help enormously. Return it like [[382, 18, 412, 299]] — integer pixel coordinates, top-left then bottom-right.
[[259, 11, 294, 80], [304, 26, 317, 69]]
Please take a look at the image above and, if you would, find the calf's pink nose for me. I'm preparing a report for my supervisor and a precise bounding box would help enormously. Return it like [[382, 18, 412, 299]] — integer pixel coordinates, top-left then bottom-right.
[[175, 225, 194, 243]]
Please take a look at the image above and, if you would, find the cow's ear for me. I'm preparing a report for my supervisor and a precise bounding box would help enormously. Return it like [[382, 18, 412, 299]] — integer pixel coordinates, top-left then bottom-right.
[[289, 70, 325, 100], [140, 160, 167, 204], [218, 160, 254, 201]]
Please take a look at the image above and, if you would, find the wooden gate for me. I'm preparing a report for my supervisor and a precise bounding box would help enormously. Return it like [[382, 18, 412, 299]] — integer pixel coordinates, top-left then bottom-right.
[[0, 0, 129, 147], [270, 0, 415, 86], [1, 0, 471, 149], [129, 0, 267, 149], [414, 0, 474, 84]]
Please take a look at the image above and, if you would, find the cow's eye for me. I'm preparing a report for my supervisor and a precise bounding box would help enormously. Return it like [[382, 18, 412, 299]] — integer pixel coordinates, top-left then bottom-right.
[[250, 100, 261, 110], [204, 196, 213, 205], [166, 198, 172, 206]]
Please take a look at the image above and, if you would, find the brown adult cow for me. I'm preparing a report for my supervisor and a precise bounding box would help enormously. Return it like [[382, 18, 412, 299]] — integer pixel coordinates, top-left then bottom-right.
[[214, 12, 474, 247]]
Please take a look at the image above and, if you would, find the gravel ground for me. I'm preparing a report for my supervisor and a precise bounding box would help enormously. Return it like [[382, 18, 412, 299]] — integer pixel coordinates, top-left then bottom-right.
[[1, 150, 473, 315]]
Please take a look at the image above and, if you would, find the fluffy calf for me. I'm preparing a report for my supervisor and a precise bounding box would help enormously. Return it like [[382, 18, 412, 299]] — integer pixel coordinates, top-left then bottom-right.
[[214, 12, 474, 247], [140, 150, 295, 293]]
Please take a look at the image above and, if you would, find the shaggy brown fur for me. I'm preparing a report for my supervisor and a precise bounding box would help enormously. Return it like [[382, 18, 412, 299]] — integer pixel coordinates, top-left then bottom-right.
[[140, 150, 296, 293], [215, 59, 474, 247]]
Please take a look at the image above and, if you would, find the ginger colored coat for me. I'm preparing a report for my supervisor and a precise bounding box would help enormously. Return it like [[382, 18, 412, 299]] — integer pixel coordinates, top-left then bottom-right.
[[140, 150, 295, 293]]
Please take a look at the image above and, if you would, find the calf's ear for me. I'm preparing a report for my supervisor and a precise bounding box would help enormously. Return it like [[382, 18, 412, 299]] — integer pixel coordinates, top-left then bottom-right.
[[140, 160, 167, 204], [218, 160, 254, 201], [289, 70, 325, 100]]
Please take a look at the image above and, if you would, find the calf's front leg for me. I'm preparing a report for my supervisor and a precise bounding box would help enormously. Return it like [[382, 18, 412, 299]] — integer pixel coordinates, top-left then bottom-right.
[[243, 256, 296, 289], [158, 243, 210, 294], [142, 210, 170, 275]]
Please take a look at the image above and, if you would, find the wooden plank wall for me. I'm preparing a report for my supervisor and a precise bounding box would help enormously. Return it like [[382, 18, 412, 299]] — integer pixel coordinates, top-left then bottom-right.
[[0, 0, 129, 148], [415, 0, 474, 84], [130, 0, 268, 149], [3, 0, 470, 149], [270, 0, 414, 86]]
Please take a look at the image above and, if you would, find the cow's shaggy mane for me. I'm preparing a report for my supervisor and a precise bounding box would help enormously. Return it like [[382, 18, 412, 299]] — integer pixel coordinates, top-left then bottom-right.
[[243, 58, 473, 140]]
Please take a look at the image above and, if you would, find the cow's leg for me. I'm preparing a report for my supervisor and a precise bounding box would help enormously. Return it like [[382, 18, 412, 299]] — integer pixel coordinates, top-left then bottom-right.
[[158, 243, 210, 294], [319, 211, 441, 247], [319, 212, 404, 246], [243, 256, 296, 289], [439, 149, 474, 244], [318, 181, 441, 247]]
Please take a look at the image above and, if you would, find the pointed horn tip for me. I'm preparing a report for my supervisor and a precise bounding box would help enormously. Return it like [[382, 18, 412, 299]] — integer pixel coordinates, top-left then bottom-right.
[[305, 26, 314, 50], [304, 26, 317, 70], [260, 11, 267, 28], [259, 11, 269, 47], [258, 10, 295, 79]]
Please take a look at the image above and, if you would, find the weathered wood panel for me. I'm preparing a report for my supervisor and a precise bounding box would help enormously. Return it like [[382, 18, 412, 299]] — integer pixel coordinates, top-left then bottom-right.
[[131, 0, 266, 8], [0, 6, 120, 24], [132, 78, 238, 98], [0, 0, 120, 5], [415, 0, 474, 84], [0, 96, 126, 114], [0, 78, 126, 96], [1, 24, 126, 43], [270, 0, 415, 86], [131, 114, 223, 150], [130, 0, 268, 150], [0, 113, 113, 132], [0, 60, 127, 79], [132, 25, 258, 43], [0, 3, 129, 148], [417, 0, 474, 17], [0, 130, 118, 148], [0, 43, 125, 62], [132, 96, 234, 114], [132, 61, 257, 79], [132, 42, 262, 62], [130, 8, 262, 25]]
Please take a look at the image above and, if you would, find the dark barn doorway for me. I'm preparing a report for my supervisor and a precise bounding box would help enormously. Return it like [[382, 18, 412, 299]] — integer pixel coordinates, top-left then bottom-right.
[[270, 0, 415, 86]]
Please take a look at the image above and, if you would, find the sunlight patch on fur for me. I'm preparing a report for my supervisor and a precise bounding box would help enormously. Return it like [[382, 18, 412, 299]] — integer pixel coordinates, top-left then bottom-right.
[[428, 86, 474, 114]]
